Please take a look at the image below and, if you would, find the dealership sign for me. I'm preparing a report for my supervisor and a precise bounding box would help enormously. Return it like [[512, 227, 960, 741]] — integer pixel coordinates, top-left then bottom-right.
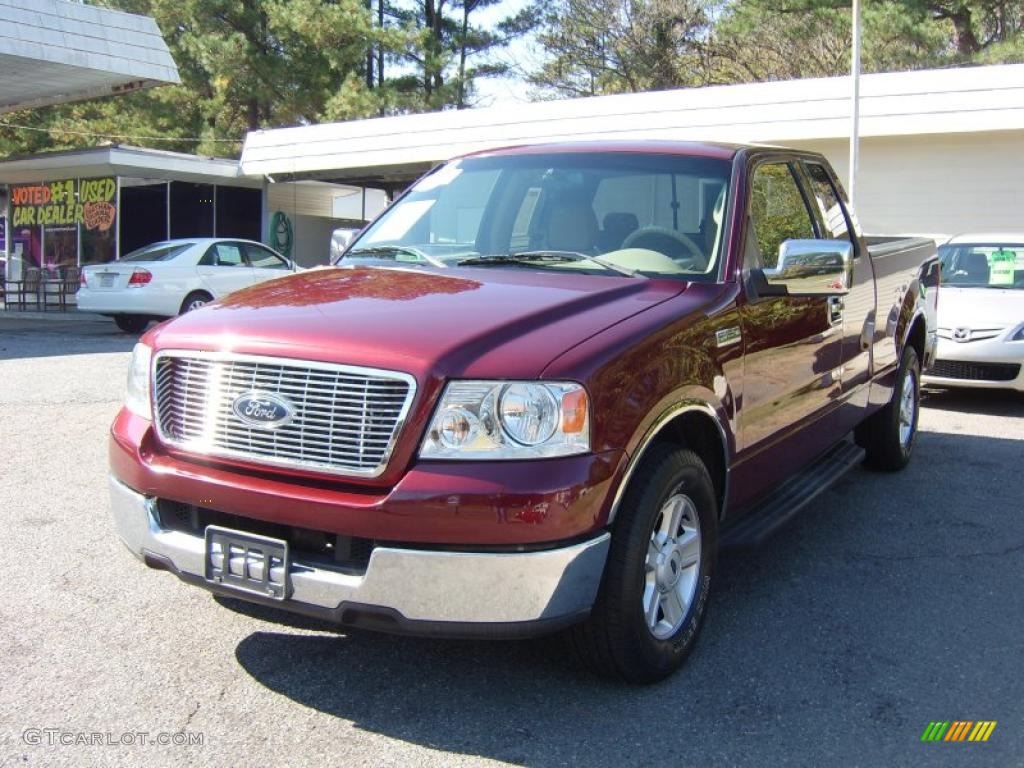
[[11, 178, 117, 231]]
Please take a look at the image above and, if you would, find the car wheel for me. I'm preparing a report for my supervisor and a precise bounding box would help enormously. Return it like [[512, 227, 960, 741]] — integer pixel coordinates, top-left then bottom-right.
[[568, 444, 717, 684], [855, 344, 921, 471], [113, 314, 149, 334], [179, 291, 213, 315]]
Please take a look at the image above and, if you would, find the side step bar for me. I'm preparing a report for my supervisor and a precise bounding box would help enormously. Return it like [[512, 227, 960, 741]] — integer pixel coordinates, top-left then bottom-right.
[[720, 441, 866, 549]]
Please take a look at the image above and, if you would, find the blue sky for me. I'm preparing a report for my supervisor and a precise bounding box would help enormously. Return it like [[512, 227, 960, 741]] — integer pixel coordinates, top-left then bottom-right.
[[469, 0, 539, 106]]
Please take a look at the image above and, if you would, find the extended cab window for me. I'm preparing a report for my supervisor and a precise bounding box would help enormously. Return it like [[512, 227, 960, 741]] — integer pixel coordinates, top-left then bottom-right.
[[804, 162, 853, 243], [748, 162, 816, 268]]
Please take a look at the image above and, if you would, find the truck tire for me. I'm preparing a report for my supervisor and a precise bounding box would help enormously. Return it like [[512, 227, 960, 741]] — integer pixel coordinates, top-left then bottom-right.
[[855, 345, 921, 471], [113, 314, 148, 334], [569, 444, 717, 684]]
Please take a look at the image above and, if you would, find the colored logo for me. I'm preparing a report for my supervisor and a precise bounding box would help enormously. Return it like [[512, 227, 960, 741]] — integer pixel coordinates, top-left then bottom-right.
[[921, 721, 997, 742], [231, 391, 295, 429]]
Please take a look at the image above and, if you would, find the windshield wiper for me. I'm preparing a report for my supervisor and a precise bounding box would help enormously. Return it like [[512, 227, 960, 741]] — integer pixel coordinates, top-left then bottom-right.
[[457, 250, 644, 278], [345, 245, 446, 268]]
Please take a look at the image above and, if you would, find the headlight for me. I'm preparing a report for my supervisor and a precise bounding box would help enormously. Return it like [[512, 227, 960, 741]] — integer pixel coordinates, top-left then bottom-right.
[[125, 343, 152, 420], [1011, 323, 1024, 341], [420, 380, 590, 459]]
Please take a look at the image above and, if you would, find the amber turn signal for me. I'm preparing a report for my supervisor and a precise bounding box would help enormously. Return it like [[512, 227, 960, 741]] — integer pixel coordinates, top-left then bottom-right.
[[560, 388, 589, 434]]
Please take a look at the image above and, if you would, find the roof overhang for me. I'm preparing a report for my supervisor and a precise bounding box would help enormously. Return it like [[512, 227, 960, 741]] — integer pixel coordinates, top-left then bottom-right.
[[0, 145, 259, 187], [0, 0, 179, 114], [240, 63, 1024, 185]]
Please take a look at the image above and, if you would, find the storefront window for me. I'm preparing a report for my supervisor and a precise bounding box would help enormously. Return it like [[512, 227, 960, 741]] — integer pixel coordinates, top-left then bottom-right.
[[79, 177, 117, 266], [9, 177, 117, 276], [170, 182, 214, 238], [3, 175, 262, 279], [216, 186, 261, 241], [120, 178, 168, 255]]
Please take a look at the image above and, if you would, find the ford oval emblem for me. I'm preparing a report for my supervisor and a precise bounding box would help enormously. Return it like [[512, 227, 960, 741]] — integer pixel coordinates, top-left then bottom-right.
[[231, 391, 295, 429]]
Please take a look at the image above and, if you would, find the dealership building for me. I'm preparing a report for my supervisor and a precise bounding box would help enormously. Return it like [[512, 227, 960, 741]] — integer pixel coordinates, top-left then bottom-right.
[[0, 145, 386, 279], [239, 62, 1024, 241]]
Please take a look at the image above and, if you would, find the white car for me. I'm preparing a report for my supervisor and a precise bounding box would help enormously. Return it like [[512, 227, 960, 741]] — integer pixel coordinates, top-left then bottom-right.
[[78, 238, 298, 333], [923, 232, 1024, 392]]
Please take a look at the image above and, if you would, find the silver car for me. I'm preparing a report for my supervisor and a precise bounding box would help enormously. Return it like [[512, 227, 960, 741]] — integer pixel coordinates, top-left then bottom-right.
[[923, 232, 1024, 392]]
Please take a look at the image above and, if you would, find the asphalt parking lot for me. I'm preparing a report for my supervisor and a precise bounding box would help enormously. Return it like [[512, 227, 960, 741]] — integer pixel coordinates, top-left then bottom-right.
[[1, 313, 1022, 767]]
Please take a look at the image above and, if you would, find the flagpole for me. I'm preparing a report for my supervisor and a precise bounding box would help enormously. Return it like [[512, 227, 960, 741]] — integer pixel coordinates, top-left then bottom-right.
[[849, 0, 861, 208]]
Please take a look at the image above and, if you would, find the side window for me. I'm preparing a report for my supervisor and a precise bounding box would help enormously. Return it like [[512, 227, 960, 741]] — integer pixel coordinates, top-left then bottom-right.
[[207, 243, 245, 267], [748, 162, 816, 268], [247, 244, 290, 269], [804, 162, 852, 243]]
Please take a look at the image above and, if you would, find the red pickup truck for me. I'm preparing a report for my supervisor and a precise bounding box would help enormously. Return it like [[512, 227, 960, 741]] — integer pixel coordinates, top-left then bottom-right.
[[110, 142, 938, 683]]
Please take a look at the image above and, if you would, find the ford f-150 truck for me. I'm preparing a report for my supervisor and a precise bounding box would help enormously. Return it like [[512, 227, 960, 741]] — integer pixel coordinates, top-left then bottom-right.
[[110, 141, 938, 683]]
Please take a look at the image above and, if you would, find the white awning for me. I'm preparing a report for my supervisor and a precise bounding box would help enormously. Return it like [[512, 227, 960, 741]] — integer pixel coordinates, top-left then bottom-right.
[[0, 145, 256, 187], [240, 63, 1024, 185], [0, 0, 179, 114]]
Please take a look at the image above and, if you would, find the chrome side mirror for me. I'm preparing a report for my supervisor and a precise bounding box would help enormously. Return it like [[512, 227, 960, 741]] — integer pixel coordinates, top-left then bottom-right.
[[763, 239, 854, 295]]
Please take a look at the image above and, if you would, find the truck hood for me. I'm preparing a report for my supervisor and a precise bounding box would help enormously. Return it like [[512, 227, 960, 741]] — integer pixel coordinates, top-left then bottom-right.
[[148, 266, 686, 379], [938, 286, 1024, 329]]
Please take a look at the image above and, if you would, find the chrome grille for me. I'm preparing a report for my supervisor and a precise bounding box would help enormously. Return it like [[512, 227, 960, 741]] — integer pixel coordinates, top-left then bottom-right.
[[153, 351, 416, 477]]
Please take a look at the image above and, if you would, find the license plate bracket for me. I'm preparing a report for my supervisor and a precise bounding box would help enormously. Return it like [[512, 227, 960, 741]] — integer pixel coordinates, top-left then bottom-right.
[[205, 525, 290, 600]]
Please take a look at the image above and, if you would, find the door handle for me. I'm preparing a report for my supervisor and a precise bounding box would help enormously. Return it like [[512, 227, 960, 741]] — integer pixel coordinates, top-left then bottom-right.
[[827, 296, 844, 326]]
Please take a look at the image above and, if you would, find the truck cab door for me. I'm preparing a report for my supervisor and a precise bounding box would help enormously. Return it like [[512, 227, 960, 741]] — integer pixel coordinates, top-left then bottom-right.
[[801, 161, 878, 428], [735, 160, 844, 503]]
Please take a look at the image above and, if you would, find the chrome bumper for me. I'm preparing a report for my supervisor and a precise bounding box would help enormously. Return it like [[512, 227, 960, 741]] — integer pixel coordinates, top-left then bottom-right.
[[109, 476, 609, 633]]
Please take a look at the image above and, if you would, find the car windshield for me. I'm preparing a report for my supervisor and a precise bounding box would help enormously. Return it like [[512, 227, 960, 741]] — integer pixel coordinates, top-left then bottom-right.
[[938, 243, 1024, 289], [120, 242, 194, 262], [345, 152, 732, 280]]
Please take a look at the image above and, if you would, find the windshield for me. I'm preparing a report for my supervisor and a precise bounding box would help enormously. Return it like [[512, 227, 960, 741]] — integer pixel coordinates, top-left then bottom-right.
[[938, 243, 1024, 289], [120, 242, 194, 262], [346, 152, 732, 280]]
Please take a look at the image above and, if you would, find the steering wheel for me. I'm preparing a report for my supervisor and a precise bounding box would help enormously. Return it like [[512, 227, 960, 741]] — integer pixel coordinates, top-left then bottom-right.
[[621, 226, 705, 266]]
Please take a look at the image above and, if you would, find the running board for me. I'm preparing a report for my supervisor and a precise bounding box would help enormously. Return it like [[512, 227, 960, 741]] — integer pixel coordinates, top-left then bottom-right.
[[720, 441, 865, 549]]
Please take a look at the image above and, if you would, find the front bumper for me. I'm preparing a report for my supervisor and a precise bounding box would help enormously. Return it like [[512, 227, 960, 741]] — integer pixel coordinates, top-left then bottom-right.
[[922, 337, 1024, 392], [110, 475, 610, 637]]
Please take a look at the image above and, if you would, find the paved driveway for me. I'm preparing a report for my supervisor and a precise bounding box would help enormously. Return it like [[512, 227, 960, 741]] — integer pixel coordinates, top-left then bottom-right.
[[1, 315, 1021, 767]]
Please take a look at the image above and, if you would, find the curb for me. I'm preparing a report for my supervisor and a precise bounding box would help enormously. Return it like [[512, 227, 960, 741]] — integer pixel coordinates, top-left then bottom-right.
[[0, 309, 107, 322]]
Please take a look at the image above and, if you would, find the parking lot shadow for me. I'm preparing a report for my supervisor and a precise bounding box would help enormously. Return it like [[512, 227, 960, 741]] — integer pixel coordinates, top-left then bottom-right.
[[922, 386, 1023, 416], [0, 316, 139, 360]]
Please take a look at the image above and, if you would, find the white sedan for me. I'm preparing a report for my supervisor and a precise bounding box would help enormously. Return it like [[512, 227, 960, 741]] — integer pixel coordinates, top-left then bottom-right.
[[923, 232, 1024, 392], [78, 238, 299, 333]]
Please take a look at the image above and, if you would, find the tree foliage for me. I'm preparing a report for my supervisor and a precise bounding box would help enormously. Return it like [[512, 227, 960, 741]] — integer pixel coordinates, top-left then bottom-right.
[[713, 0, 1024, 81], [529, 0, 1024, 95], [1, 0, 1021, 159], [383, 0, 538, 110], [0, 0, 532, 158], [529, 0, 717, 97]]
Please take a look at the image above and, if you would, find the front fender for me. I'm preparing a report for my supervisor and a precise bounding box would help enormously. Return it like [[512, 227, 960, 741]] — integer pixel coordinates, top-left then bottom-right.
[[604, 390, 734, 526]]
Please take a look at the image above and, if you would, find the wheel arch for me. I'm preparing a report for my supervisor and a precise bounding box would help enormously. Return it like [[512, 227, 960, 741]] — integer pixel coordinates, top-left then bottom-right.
[[179, 289, 214, 315], [608, 401, 731, 525], [904, 311, 927, 366]]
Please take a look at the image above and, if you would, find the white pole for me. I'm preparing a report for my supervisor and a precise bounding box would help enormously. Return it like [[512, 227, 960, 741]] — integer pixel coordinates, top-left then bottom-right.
[[849, 0, 861, 208]]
